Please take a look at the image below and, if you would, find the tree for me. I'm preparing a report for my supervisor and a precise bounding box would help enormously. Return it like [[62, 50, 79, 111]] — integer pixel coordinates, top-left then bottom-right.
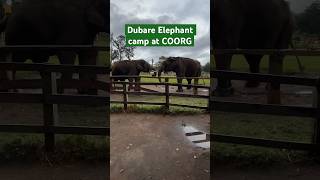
[[202, 62, 210, 72], [111, 34, 136, 61], [296, 0, 320, 35]]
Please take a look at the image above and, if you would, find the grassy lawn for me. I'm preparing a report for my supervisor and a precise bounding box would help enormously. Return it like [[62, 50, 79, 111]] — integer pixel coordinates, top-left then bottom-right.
[[211, 55, 320, 74], [0, 104, 108, 162], [211, 55, 320, 165], [0, 134, 107, 162], [213, 111, 316, 166], [111, 95, 208, 114]]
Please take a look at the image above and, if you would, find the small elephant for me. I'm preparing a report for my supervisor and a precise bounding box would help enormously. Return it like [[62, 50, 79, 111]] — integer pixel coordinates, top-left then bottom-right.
[[0, 0, 108, 94], [112, 59, 152, 91], [158, 57, 201, 92], [212, 0, 294, 97]]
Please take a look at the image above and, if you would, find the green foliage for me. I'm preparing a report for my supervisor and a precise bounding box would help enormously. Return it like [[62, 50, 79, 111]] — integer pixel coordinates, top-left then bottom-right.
[[296, 0, 320, 35], [111, 34, 136, 61], [202, 62, 210, 72]]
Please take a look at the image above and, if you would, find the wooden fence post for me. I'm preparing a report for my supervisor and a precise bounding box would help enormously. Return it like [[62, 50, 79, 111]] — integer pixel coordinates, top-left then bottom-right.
[[313, 79, 320, 145], [123, 83, 128, 111], [42, 71, 58, 152], [165, 77, 169, 110], [267, 54, 283, 104], [208, 77, 214, 112], [136, 76, 141, 91], [193, 78, 198, 95], [106, 75, 111, 123]]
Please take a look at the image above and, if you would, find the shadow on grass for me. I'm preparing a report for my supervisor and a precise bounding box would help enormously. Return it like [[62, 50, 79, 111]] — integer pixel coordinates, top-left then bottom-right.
[[0, 134, 107, 163]]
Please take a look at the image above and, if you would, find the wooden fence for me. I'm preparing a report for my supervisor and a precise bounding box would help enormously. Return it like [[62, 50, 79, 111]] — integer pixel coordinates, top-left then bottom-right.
[[0, 45, 109, 152], [211, 49, 320, 151], [110, 76, 210, 110]]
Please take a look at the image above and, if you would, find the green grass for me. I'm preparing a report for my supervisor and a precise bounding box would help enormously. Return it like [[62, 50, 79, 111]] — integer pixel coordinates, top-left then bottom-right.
[[111, 95, 208, 114], [0, 134, 107, 162], [0, 103, 108, 162], [212, 112, 317, 166], [210, 55, 320, 165], [211, 55, 320, 74]]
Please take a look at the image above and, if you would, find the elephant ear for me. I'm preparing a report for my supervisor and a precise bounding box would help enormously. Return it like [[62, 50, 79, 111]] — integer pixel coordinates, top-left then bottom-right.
[[87, 0, 106, 30]]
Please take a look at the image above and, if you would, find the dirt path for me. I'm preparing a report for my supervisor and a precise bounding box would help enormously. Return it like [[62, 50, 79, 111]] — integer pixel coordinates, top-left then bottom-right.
[[110, 113, 210, 180]]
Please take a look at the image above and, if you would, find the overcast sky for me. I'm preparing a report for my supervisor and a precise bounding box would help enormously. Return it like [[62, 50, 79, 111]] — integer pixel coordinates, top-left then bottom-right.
[[110, 0, 210, 65], [287, 0, 314, 13]]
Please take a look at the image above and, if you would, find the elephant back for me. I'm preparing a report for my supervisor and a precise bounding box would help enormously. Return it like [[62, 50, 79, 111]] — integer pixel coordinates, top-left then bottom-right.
[[111, 60, 137, 76]]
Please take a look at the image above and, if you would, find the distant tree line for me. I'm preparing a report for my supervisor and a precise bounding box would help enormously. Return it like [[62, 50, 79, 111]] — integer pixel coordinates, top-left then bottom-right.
[[202, 62, 210, 73], [295, 0, 320, 35]]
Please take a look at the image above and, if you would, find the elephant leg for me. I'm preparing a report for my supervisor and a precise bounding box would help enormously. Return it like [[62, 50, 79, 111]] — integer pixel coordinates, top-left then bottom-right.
[[134, 77, 140, 91], [57, 51, 76, 94], [128, 78, 134, 91], [78, 50, 98, 95], [193, 78, 199, 95], [214, 54, 234, 96], [187, 79, 192, 89], [176, 77, 183, 92], [244, 54, 262, 88]]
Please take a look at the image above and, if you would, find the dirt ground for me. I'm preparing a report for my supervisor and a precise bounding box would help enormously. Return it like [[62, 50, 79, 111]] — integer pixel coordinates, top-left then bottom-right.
[[110, 113, 210, 180], [214, 80, 315, 106]]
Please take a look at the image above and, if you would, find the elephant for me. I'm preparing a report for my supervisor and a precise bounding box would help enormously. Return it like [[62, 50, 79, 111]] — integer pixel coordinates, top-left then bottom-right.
[[0, 0, 108, 94], [158, 57, 201, 92], [111, 59, 152, 91], [212, 0, 294, 99]]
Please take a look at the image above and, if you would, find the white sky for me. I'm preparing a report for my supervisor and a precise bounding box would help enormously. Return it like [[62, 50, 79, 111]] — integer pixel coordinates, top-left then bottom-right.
[[110, 0, 210, 65]]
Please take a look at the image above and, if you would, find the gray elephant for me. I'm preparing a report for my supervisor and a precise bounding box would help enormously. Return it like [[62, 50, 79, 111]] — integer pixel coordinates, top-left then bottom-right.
[[158, 57, 201, 92], [0, 0, 108, 94], [212, 0, 294, 98], [112, 59, 152, 91]]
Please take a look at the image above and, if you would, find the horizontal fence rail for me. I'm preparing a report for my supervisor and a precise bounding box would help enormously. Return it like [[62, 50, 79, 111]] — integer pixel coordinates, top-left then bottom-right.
[[212, 70, 319, 86], [112, 75, 210, 79], [0, 45, 109, 152], [0, 62, 109, 74], [110, 76, 210, 110], [211, 49, 320, 152], [213, 49, 320, 56], [0, 45, 109, 52]]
